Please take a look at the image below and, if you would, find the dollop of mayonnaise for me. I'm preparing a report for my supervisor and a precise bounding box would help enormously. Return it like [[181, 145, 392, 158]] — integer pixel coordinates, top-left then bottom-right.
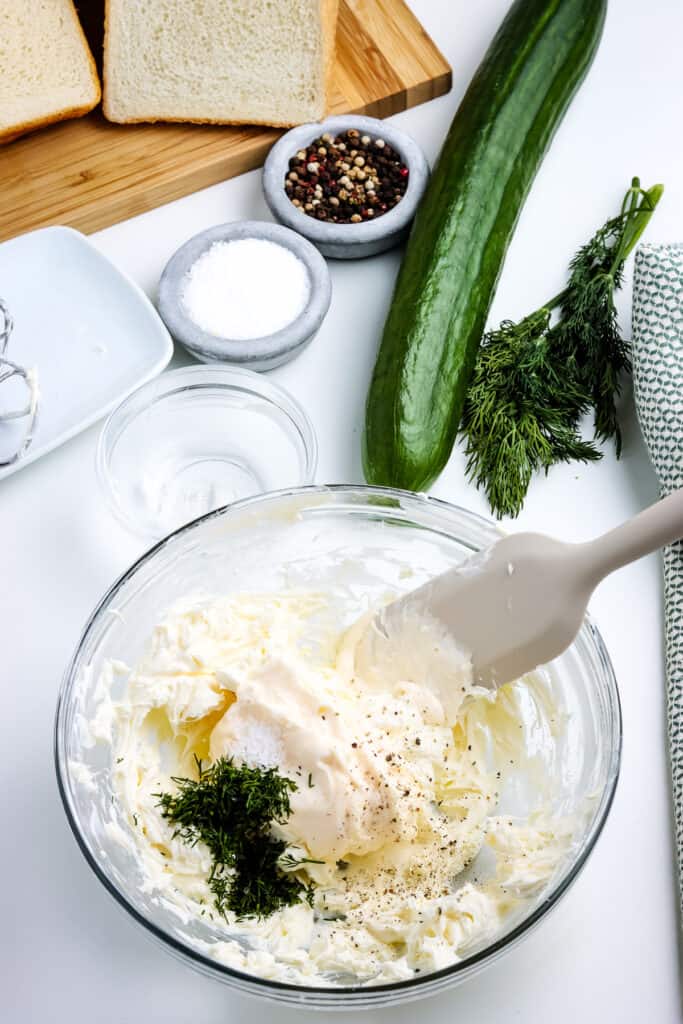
[[208, 616, 473, 862], [88, 590, 575, 987]]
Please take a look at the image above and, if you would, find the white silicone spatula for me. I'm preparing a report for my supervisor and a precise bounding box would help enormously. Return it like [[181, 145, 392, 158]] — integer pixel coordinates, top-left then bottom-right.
[[356, 489, 683, 688]]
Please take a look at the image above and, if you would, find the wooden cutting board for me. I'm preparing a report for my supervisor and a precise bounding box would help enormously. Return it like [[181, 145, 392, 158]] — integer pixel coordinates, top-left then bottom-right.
[[0, 0, 451, 243]]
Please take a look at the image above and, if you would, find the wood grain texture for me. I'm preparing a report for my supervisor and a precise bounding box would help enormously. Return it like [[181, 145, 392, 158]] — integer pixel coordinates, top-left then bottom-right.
[[0, 0, 450, 241]]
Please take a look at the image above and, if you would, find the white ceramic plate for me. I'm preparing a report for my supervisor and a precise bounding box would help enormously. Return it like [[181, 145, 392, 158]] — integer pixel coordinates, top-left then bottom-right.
[[0, 226, 173, 481]]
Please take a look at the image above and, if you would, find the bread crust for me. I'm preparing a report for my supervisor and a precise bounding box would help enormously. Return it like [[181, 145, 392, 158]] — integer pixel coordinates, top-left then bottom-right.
[[103, 0, 339, 128], [0, 101, 99, 145], [102, 0, 114, 121], [0, 0, 100, 146], [103, 111, 318, 129]]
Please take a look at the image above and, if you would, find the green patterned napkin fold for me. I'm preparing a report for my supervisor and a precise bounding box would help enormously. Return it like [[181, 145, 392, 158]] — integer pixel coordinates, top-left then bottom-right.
[[631, 243, 683, 913]]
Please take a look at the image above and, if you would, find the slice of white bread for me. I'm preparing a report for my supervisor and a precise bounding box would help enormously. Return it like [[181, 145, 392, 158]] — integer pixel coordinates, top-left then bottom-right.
[[0, 0, 101, 145], [103, 0, 338, 127]]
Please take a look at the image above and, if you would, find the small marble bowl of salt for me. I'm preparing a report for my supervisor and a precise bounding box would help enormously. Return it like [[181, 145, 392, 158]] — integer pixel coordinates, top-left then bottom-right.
[[158, 221, 332, 370]]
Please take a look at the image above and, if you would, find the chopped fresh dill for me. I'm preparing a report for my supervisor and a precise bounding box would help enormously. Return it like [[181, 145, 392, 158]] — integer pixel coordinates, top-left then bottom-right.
[[307, 772, 314, 788], [156, 755, 315, 920], [461, 177, 663, 519]]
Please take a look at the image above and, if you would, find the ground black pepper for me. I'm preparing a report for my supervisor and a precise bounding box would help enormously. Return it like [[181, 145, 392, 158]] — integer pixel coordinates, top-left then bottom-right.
[[284, 129, 409, 224]]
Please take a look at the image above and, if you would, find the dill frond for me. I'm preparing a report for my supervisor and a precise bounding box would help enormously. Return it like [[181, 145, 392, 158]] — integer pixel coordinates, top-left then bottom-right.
[[156, 755, 313, 920], [461, 178, 663, 518]]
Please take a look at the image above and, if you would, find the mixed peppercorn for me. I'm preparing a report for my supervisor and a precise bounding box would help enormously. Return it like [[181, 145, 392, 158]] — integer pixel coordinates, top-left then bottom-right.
[[284, 128, 409, 224]]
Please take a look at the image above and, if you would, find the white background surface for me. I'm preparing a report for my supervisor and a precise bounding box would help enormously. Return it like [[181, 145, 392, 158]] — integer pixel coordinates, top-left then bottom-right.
[[3, 1, 683, 1021]]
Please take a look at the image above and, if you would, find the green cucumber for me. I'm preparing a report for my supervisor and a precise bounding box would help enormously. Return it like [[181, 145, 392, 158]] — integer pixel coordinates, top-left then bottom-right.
[[363, 0, 607, 492]]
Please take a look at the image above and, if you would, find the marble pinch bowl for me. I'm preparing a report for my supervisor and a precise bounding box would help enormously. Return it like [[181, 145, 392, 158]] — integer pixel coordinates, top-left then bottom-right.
[[262, 114, 430, 259], [157, 220, 332, 371]]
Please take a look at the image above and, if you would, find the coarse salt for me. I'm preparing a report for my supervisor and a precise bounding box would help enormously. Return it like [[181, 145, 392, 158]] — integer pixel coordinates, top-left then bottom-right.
[[181, 238, 311, 341], [228, 719, 285, 769]]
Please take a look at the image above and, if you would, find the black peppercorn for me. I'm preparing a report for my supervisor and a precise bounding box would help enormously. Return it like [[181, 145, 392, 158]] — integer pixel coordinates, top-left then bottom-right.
[[282, 129, 408, 225]]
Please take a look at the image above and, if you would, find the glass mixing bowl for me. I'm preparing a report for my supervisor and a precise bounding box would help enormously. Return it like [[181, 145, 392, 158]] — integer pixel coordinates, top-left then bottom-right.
[[55, 486, 621, 1009]]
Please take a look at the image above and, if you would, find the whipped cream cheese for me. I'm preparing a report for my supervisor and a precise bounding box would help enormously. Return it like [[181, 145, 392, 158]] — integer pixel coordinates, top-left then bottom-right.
[[89, 589, 574, 986]]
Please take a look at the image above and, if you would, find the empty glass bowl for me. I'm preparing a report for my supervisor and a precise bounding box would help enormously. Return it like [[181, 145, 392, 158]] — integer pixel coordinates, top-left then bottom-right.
[[56, 486, 621, 1009], [96, 366, 317, 537]]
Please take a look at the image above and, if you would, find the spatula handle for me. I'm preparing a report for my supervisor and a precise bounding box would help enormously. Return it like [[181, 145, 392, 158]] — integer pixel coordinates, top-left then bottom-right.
[[585, 487, 683, 583]]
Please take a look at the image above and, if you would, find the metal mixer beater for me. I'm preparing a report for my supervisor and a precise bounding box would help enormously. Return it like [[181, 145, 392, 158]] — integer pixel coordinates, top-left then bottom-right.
[[0, 299, 39, 468]]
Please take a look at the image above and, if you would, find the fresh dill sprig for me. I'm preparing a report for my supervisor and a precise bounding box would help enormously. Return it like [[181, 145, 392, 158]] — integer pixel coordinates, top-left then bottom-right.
[[461, 309, 602, 519], [461, 177, 663, 519], [156, 755, 314, 920]]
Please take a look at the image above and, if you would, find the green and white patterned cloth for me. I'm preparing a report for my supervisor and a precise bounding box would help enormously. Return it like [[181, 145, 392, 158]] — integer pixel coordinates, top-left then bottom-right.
[[631, 243, 683, 913]]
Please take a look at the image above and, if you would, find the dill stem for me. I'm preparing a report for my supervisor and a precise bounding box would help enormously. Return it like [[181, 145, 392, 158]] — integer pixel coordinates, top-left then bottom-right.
[[542, 289, 569, 312], [608, 177, 664, 278], [538, 177, 663, 317]]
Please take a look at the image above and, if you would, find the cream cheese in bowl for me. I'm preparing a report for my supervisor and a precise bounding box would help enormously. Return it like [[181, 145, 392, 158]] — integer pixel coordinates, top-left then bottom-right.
[[56, 487, 621, 1008]]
